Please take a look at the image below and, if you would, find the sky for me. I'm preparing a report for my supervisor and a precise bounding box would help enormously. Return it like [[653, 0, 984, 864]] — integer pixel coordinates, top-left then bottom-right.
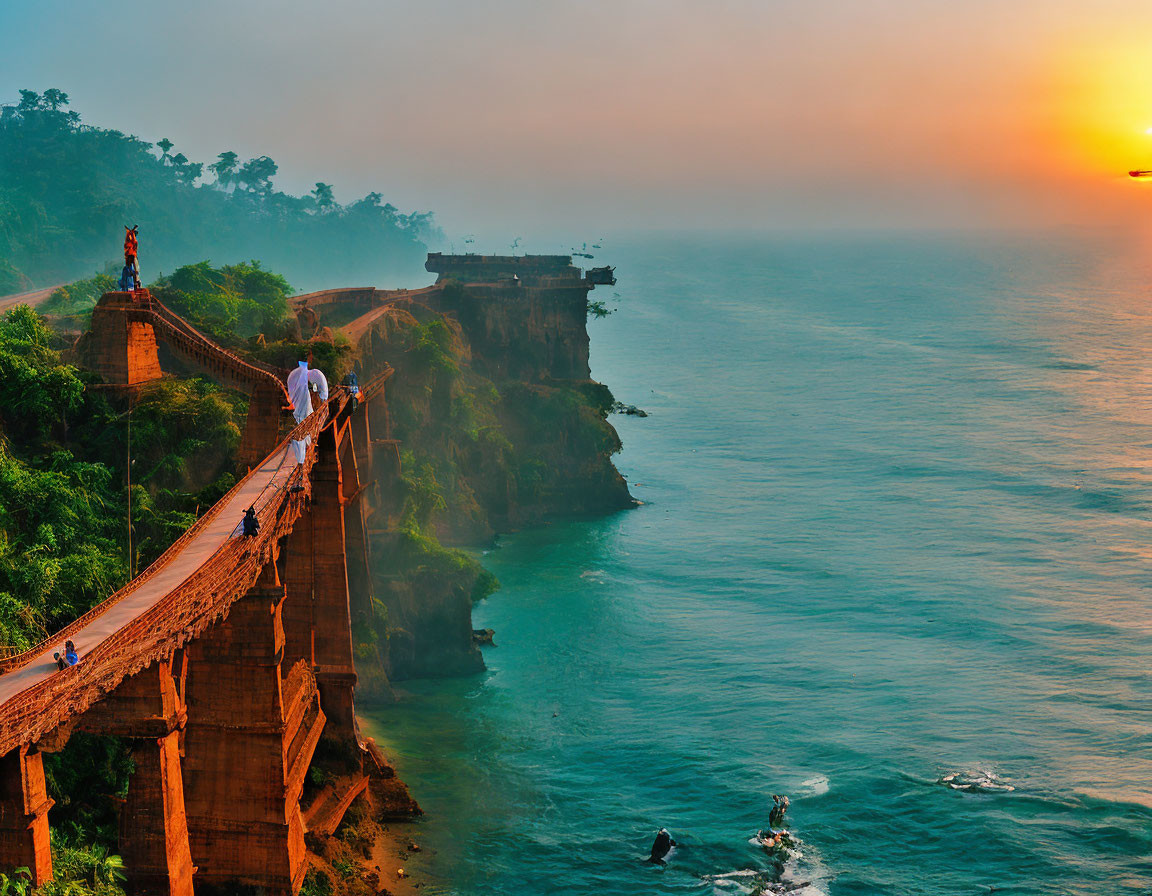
[[4, 0, 1152, 244]]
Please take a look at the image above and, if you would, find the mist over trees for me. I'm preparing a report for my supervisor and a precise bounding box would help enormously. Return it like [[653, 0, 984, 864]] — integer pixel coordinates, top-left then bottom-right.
[[0, 89, 441, 295]]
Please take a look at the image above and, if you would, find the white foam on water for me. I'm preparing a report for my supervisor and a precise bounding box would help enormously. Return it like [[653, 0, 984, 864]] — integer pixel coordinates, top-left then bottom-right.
[[938, 769, 1015, 793], [798, 774, 830, 796]]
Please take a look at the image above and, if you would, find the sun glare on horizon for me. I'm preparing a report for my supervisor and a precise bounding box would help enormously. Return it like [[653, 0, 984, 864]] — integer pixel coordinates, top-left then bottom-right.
[[1036, 39, 1152, 180]]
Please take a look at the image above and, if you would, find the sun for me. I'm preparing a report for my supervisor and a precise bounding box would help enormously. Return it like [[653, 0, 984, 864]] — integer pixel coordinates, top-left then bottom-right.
[[1035, 40, 1152, 177]]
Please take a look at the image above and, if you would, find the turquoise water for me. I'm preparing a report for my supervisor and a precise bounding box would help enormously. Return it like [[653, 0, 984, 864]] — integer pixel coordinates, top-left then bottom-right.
[[363, 233, 1152, 895]]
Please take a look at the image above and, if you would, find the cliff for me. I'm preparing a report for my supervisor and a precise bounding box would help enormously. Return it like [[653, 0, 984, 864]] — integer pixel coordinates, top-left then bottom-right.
[[305, 255, 634, 687]]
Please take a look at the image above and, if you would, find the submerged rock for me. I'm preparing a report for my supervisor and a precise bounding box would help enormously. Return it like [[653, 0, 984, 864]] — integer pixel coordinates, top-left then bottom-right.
[[611, 401, 649, 417]]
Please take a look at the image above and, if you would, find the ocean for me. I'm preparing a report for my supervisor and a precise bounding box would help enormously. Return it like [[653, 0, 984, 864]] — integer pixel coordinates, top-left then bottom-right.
[[361, 232, 1152, 895]]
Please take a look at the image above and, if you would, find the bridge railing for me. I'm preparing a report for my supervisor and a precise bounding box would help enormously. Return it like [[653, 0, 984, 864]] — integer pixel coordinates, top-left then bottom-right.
[[0, 396, 344, 755], [0, 396, 336, 678], [149, 299, 290, 401]]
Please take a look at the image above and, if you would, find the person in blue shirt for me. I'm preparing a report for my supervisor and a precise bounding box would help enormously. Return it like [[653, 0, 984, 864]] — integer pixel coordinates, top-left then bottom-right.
[[64, 640, 79, 666]]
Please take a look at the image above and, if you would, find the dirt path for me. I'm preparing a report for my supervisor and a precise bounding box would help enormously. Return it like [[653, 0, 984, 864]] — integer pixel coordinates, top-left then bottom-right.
[[0, 284, 66, 314]]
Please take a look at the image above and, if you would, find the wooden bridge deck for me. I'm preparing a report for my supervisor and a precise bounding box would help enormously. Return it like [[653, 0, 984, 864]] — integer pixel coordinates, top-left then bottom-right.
[[0, 289, 396, 755], [0, 443, 298, 708]]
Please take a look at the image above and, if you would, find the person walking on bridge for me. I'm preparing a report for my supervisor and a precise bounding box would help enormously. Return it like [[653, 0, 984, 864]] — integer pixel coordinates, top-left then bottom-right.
[[242, 506, 260, 537], [286, 351, 328, 471]]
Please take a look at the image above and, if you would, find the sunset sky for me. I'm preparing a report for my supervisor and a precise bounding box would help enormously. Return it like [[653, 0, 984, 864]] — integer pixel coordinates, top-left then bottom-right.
[[4, 0, 1152, 241]]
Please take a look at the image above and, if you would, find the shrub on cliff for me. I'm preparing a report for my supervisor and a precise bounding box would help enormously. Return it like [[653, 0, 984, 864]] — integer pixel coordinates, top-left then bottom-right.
[[40, 273, 117, 328], [151, 260, 293, 343]]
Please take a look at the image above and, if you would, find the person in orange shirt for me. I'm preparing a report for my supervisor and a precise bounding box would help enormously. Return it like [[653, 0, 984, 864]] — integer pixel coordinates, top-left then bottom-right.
[[124, 225, 140, 289]]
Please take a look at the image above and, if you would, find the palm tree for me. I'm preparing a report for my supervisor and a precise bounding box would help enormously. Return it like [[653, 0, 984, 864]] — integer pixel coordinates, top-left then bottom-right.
[[209, 150, 240, 189]]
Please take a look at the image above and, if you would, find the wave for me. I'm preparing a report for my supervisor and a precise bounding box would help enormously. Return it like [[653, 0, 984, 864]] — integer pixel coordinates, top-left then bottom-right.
[[938, 769, 1016, 793]]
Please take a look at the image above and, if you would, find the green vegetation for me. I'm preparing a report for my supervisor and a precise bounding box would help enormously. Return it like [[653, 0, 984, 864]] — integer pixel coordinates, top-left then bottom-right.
[[39, 842, 126, 896], [0, 89, 439, 295], [588, 297, 612, 317], [0, 307, 124, 647], [0, 303, 247, 647], [150, 260, 293, 343], [0, 301, 249, 892], [39, 275, 116, 330]]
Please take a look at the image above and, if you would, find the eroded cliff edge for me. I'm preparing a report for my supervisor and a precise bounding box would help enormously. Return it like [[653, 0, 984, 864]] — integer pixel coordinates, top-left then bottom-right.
[[303, 255, 634, 692]]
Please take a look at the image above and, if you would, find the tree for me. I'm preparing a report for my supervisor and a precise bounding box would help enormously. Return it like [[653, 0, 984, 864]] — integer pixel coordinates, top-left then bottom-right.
[[41, 89, 68, 111], [0, 88, 438, 291], [16, 91, 40, 114], [208, 151, 239, 189], [177, 161, 203, 186], [311, 182, 335, 211], [237, 155, 277, 194]]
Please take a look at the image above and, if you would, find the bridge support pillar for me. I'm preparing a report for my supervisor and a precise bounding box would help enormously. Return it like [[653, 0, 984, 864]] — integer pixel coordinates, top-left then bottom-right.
[[86, 292, 163, 385], [281, 424, 359, 754], [182, 585, 322, 895], [350, 399, 372, 474], [0, 746, 52, 887], [311, 426, 359, 753], [68, 658, 194, 896], [239, 382, 285, 470], [339, 422, 373, 629], [120, 731, 195, 896]]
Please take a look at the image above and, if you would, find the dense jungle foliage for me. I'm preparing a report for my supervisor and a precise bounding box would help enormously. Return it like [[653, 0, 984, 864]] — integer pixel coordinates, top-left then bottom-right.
[[0, 89, 440, 295]]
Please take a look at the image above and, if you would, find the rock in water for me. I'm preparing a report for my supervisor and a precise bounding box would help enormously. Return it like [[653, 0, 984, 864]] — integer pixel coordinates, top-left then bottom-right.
[[647, 828, 677, 864]]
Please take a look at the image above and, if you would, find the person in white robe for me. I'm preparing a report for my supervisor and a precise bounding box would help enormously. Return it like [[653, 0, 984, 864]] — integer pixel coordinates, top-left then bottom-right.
[[286, 356, 329, 465]]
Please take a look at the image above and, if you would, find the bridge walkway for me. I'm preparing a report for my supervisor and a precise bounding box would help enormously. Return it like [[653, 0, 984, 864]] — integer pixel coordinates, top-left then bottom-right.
[[0, 443, 299, 707]]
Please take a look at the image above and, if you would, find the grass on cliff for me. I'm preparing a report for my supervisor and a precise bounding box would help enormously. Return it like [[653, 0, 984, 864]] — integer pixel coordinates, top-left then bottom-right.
[[394, 451, 498, 602]]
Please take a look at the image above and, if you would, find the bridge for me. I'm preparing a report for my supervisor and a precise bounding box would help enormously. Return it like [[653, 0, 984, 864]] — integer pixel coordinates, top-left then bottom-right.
[[0, 289, 400, 895]]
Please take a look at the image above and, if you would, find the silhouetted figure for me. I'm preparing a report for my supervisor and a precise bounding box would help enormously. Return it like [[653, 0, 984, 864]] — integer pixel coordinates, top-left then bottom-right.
[[647, 828, 677, 864], [342, 371, 360, 409], [242, 506, 260, 537], [53, 652, 66, 671]]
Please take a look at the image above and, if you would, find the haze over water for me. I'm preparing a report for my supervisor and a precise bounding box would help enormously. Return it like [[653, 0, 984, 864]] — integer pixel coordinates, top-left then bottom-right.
[[364, 232, 1152, 894]]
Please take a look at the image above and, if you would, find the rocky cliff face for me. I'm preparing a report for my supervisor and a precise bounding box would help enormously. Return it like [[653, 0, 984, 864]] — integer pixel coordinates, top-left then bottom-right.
[[338, 259, 633, 689]]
